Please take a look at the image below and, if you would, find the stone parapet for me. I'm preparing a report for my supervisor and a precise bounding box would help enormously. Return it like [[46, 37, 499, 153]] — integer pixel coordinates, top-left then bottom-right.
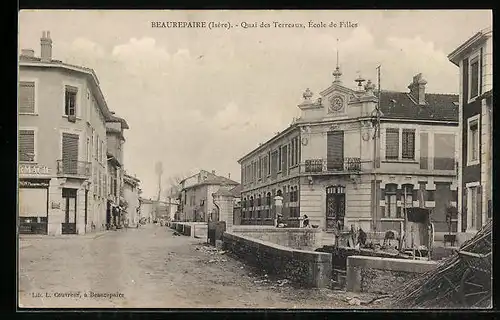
[[223, 231, 332, 288]]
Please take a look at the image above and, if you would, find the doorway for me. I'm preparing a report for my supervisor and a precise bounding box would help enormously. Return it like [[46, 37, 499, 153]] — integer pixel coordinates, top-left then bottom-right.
[[326, 185, 346, 230], [62, 188, 77, 234]]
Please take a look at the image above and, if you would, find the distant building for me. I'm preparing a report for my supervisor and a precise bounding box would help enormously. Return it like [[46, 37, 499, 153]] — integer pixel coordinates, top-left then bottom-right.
[[123, 173, 141, 226], [106, 112, 129, 228], [139, 198, 155, 222], [18, 31, 120, 235], [179, 170, 239, 222], [448, 27, 493, 233]]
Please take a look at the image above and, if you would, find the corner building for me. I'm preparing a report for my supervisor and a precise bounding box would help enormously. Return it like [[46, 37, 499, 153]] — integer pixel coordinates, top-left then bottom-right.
[[238, 66, 459, 244], [18, 31, 120, 235]]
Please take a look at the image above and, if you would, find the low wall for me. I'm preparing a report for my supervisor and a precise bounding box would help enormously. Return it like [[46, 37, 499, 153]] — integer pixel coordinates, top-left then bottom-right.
[[223, 232, 332, 288], [169, 222, 208, 238], [231, 226, 322, 250], [346, 255, 437, 294]]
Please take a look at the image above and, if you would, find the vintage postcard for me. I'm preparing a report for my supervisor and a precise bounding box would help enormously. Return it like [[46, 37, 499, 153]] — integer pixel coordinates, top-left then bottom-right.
[[17, 9, 492, 309]]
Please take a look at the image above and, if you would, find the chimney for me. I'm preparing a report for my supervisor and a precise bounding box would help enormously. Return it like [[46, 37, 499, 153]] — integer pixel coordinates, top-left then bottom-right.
[[408, 73, 427, 105], [40, 31, 53, 62], [228, 173, 231, 179], [21, 49, 35, 57]]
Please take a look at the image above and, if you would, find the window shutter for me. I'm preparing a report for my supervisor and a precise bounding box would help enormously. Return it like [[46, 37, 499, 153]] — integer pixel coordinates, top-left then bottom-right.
[[19, 82, 35, 113], [462, 187, 468, 232], [19, 130, 35, 161], [412, 189, 418, 201], [380, 188, 385, 200], [386, 129, 399, 159], [476, 185, 482, 227]]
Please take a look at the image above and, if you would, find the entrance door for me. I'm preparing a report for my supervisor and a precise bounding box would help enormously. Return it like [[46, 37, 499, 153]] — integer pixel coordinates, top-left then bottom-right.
[[62, 133, 79, 175], [62, 188, 77, 234], [327, 131, 344, 171], [326, 185, 346, 230]]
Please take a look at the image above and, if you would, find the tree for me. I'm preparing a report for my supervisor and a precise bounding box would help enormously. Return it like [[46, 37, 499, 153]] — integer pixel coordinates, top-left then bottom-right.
[[163, 173, 189, 200]]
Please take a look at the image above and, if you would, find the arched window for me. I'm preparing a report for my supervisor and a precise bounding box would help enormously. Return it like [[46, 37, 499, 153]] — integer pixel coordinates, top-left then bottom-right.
[[277, 189, 283, 197]]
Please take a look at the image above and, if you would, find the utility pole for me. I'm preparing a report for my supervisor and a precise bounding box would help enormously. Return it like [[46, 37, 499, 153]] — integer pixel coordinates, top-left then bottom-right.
[[373, 65, 382, 234]]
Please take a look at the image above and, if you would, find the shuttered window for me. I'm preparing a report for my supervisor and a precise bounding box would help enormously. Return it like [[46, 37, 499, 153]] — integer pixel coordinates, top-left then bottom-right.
[[402, 129, 415, 159], [386, 128, 399, 160], [19, 130, 35, 162], [62, 133, 79, 174], [65, 86, 78, 116], [470, 58, 479, 99], [19, 82, 35, 114]]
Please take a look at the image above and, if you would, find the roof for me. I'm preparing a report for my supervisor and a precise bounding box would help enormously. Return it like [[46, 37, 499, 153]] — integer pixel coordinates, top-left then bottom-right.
[[108, 114, 130, 129], [237, 123, 299, 163], [213, 184, 242, 197], [182, 171, 239, 190], [379, 90, 458, 122], [123, 173, 140, 186], [448, 26, 492, 66]]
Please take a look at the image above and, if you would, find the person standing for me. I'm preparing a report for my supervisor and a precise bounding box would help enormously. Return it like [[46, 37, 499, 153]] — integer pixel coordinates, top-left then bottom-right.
[[302, 215, 310, 228]]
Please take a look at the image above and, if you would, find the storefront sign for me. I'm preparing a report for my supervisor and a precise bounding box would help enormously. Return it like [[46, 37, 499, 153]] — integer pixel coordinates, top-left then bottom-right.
[[19, 164, 50, 176], [19, 180, 50, 188]]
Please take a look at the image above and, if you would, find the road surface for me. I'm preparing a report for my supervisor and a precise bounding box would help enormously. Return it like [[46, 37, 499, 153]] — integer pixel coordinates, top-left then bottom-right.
[[19, 224, 383, 309]]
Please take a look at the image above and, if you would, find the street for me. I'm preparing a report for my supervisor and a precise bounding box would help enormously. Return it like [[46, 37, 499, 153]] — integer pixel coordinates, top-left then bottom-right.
[[18, 224, 382, 309]]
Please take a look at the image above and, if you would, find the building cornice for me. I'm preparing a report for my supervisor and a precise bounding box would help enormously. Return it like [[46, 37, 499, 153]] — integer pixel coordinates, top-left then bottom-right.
[[448, 27, 492, 66], [237, 123, 300, 164], [19, 61, 113, 121]]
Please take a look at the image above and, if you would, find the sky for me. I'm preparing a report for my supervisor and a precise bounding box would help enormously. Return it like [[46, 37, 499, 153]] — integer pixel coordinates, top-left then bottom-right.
[[18, 10, 492, 199]]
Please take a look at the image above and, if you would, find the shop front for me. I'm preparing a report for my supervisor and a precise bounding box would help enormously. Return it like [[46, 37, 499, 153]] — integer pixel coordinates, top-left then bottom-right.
[[18, 178, 50, 235]]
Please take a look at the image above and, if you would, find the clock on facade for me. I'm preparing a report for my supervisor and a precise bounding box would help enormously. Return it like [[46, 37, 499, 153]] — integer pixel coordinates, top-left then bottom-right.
[[329, 95, 344, 112]]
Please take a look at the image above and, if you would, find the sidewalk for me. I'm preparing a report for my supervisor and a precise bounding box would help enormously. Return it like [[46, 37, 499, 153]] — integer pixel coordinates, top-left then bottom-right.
[[19, 229, 117, 242]]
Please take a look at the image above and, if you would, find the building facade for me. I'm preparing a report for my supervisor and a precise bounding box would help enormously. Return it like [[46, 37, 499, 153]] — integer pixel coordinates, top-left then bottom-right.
[[105, 113, 129, 228], [238, 67, 459, 242], [123, 173, 141, 226], [179, 170, 239, 222], [448, 27, 493, 234], [18, 31, 117, 235]]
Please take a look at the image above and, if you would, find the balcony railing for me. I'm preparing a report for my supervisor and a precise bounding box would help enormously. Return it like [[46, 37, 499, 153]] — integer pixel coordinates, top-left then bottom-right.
[[57, 160, 91, 178], [303, 158, 362, 173]]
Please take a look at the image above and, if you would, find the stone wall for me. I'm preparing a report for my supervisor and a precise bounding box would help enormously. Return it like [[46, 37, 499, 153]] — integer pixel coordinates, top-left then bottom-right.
[[346, 255, 437, 294], [231, 226, 322, 250], [170, 222, 207, 239], [222, 232, 332, 288]]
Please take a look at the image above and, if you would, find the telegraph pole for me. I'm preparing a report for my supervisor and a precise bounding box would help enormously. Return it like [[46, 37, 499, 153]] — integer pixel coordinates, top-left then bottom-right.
[[373, 65, 382, 234]]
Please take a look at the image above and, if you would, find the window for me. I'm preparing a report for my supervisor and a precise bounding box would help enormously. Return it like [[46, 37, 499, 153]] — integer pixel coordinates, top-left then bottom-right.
[[65, 85, 78, 116], [384, 184, 397, 218], [468, 117, 479, 165], [267, 152, 271, 175], [386, 128, 399, 160], [469, 56, 480, 99], [290, 137, 299, 166], [19, 81, 35, 114], [19, 130, 35, 162], [468, 185, 478, 229], [258, 157, 262, 179], [278, 146, 282, 172], [402, 129, 415, 159]]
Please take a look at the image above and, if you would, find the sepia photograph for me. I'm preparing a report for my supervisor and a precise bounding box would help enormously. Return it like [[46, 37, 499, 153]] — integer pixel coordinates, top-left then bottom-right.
[[17, 9, 492, 310]]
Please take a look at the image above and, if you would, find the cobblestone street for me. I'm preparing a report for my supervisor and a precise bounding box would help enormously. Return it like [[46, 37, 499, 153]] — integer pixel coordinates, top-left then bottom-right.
[[19, 224, 384, 309]]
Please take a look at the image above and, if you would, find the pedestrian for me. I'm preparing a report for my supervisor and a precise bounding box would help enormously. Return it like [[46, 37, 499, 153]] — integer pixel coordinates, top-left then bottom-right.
[[302, 215, 310, 228], [276, 213, 284, 227]]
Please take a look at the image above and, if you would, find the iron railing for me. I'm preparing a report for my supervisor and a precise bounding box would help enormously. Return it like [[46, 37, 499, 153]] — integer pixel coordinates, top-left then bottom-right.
[[303, 158, 362, 173], [56, 160, 91, 178]]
